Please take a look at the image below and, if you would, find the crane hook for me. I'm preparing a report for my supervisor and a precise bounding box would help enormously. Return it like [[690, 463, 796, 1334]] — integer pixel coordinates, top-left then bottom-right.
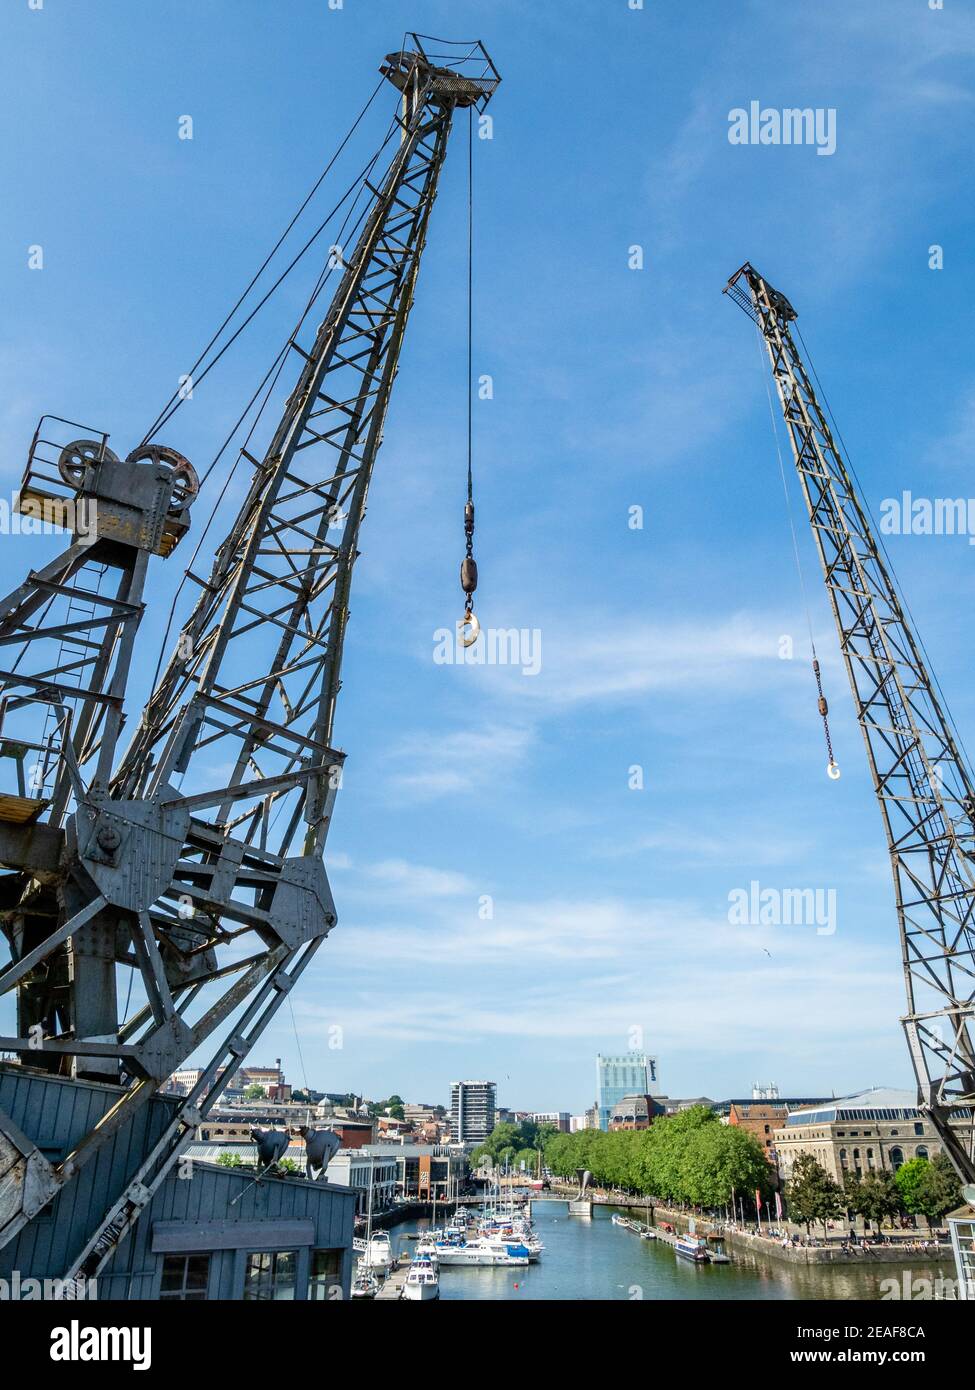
[[459, 499, 479, 647]]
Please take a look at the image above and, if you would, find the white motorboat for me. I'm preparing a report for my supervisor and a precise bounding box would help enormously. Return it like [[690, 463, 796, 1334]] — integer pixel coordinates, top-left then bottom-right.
[[402, 1253, 440, 1301], [414, 1236, 440, 1265], [360, 1230, 395, 1271], [429, 1236, 529, 1267]]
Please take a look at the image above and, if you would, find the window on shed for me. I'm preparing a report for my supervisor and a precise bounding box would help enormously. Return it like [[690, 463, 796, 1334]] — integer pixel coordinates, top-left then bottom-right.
[[309, 1248, 343, 1300], [244, 1250, 297, 1301], [159, 1253, 211, 1301]]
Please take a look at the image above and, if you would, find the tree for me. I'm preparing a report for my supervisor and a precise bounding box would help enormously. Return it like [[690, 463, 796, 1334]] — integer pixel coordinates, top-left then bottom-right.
[[484, 1122, 520, 1157], [680, 1123, 772, 1210], [894, 1157, 927, 1225], [638, 1105, 715, 1203], [849, 1171, 902, 1232], [843, 1170, 862, 1221], [244, 1083, 266, 1100], [542, 1131, 575, 1179], [896, 1154, 961, 1232], [785, 1153, 843, 1237], [534, 1122, 559, 1153], [368, 1094, 405, 1120]]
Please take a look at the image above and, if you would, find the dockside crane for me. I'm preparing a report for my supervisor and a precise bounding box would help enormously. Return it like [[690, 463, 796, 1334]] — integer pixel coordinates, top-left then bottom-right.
[[726, 263, 975, 1183], [0, 36, 499, 1288]]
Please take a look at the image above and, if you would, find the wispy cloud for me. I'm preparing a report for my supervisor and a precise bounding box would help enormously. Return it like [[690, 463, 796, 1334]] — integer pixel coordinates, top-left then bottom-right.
[[509, 612, 793, 707], [383, 722, 535, 801]]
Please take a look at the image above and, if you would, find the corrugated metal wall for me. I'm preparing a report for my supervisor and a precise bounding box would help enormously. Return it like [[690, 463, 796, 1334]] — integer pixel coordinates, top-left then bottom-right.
[[0, 1064, 355, 1299]]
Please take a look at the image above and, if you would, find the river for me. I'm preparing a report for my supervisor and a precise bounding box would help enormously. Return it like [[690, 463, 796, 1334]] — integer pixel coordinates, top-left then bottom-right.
[[388, 1200, 953, 1301]]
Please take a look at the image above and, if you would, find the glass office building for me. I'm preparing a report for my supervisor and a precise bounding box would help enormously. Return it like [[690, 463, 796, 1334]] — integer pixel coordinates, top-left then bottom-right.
[[596, 1052, 659, 1131]]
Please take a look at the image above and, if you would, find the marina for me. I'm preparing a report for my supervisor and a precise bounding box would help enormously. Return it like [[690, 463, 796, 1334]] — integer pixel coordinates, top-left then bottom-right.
[[369, 1200, 959, 1301]]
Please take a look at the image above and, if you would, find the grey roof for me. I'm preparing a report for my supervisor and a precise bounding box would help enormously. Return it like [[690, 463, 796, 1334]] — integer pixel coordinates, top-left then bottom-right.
[[784, 1087, 919, 1126]]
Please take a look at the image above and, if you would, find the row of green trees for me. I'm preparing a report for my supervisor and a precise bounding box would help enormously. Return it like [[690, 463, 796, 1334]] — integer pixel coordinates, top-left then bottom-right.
[[785, 1151, 960, 1236], [542, 1107, 773, 1208], [537, 1109, 961, 1231], [471, 1119, 559, 1175]]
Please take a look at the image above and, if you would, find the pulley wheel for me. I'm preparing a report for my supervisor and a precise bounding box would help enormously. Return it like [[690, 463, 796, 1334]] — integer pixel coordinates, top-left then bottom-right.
[[57, 439, 119, 490], [126, 444, 200, 514]]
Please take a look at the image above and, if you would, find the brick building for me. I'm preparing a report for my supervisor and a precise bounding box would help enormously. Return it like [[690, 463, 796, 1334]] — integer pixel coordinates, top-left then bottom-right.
[[728, 1101, 788, 1164]]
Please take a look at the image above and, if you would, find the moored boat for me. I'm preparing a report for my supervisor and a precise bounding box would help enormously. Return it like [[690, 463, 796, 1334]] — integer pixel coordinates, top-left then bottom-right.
[[350, 1261, 381, 1298], [402, 1252, 440, 1301], [674, 1235, 710, 1263], [359, 1230, 395, 1272], [427, 1235, 530, 1267]]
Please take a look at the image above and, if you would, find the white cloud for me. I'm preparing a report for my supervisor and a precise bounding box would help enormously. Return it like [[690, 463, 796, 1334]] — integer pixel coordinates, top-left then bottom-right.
[[365, 858, 474, 899], [511, 612, 785, 707], [384, 722, 535, 801]]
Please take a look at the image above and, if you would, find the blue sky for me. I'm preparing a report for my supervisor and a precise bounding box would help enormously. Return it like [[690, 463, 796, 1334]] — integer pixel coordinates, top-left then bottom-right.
[[2, 0, 975, 1114]]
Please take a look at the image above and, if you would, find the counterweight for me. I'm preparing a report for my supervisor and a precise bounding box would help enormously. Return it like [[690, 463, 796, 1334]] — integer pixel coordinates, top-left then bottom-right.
[[727, 262, 975, 1182]]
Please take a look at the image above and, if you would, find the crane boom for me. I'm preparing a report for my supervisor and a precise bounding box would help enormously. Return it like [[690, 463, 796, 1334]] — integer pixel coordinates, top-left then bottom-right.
[[727, 262, 975, 1182], [0, 38, 499, 1287]]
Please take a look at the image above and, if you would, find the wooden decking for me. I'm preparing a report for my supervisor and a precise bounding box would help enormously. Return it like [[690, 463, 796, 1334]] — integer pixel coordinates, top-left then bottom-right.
[[375, 1254, 412, 1300]]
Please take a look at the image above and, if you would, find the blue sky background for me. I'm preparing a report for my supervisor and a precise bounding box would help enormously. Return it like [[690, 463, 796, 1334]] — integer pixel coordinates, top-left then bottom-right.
[[2, 0, 974, 1114]]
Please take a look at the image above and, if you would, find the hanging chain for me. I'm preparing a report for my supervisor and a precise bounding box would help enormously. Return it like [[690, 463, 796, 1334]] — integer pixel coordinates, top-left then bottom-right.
[[459, 104, 479, 648], [812, 655, 840, 779]]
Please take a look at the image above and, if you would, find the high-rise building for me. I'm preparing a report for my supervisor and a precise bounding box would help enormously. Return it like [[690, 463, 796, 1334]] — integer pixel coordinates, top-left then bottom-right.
[[450, 1080, 497, 1144], [596, 1052, 659, 1131]]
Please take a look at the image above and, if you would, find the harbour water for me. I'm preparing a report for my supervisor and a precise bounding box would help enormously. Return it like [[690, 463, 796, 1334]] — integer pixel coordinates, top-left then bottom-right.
[[390, 1200, 953, 1301]]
